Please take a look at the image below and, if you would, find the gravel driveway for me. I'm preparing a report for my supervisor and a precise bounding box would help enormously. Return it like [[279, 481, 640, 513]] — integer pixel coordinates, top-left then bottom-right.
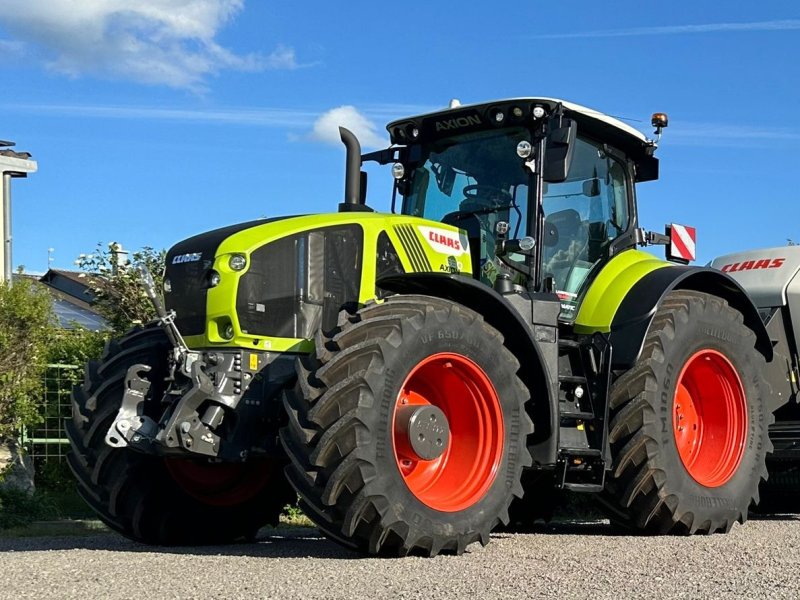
[[1, 516, 798, 599]]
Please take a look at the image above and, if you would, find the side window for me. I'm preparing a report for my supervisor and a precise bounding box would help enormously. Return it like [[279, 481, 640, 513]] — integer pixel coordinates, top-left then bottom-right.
[[541, 137, 630, 315]]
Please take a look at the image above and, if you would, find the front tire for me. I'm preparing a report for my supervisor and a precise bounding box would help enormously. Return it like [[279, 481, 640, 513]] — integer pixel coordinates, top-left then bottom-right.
[[280, 295, 532, 556], [600, 290, 771, 533], [67, 326, 294, 545]]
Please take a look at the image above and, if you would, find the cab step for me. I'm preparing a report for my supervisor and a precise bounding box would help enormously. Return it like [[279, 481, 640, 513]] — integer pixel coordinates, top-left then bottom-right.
[[555, 448, 606, 492]]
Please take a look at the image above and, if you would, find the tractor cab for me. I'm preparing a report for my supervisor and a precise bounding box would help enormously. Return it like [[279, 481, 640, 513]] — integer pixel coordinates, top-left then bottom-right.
[[378, 98, 659, 319]]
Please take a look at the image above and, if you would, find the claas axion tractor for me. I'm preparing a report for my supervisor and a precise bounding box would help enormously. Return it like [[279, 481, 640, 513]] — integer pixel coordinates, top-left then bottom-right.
[[68, 97, 800, 556]]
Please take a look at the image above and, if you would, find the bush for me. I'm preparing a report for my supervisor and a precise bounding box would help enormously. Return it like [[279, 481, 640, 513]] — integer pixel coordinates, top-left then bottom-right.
[[0, 278, 54, 440], [0, 487, 57, 529]]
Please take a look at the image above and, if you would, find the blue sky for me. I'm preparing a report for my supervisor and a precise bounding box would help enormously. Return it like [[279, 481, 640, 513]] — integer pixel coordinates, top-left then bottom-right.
[[0, 1, 798, 272]]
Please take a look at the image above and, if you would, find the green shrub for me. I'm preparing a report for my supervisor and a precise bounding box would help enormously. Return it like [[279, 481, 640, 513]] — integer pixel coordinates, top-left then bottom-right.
[[0, 278, 54, 439], [0, 487, 56, 529]]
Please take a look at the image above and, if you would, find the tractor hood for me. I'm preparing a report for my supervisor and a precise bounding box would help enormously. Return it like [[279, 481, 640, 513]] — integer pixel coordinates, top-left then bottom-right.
[[163, 212, 471, 351]]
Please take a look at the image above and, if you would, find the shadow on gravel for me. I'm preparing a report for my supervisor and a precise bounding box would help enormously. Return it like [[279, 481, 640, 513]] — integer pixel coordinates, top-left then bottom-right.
[[496, 519, 631, 538], [0, 526, 361, 560], [749, 512, 800, 522], [3, 514, 800, 558]]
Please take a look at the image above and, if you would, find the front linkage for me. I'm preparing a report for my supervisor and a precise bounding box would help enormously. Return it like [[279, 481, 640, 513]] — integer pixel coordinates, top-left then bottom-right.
[[104, 266, 292, 462]]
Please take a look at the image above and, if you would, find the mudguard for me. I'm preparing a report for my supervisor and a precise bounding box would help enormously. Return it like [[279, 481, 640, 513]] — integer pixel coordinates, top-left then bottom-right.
[[607, 266, 772, 369]]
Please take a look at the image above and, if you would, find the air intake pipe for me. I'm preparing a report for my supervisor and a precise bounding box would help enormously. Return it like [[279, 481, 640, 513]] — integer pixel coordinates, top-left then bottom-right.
[[338, 127, 372, 212]]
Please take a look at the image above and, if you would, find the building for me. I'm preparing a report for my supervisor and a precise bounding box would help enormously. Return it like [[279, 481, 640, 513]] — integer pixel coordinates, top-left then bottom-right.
[[37, 269, 108, 330]]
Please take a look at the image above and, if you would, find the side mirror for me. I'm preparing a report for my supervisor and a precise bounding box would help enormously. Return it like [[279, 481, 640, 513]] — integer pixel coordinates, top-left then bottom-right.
[[543, 118, 577, 183]]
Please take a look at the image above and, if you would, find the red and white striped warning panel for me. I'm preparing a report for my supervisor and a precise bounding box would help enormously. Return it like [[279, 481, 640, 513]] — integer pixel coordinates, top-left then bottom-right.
[[670, 224, 696, 262]]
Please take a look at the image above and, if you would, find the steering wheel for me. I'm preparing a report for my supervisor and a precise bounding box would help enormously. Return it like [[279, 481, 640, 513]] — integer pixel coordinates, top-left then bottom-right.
[[462, 184, 513, 207]]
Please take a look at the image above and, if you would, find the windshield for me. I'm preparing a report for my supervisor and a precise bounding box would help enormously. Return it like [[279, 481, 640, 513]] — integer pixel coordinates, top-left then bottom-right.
[[401, 128, 532, 285], [401, 127, 531, 235]]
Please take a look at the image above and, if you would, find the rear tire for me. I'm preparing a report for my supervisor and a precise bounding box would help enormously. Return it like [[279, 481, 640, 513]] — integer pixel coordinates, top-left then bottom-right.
[[280, 295, 532, 556], [600, 291, 771, 533], [67, 326, 294, 545]]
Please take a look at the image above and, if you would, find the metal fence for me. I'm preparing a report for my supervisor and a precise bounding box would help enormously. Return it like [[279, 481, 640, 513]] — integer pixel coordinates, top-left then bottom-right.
[[19, 363, 80, 462]]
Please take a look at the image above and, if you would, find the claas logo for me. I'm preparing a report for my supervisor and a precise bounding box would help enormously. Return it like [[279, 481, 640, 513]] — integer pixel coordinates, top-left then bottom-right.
[[720, 258, 785, 273]]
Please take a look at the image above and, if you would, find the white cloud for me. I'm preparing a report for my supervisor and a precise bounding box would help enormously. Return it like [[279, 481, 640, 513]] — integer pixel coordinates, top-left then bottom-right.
[[0, 0, 299, 90], [532, 19, 800, 39], [310, 106, 387, 149]]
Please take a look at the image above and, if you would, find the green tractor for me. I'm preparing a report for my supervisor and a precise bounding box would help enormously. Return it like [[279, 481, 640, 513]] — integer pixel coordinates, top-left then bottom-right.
[[68, 98, 788, 555]]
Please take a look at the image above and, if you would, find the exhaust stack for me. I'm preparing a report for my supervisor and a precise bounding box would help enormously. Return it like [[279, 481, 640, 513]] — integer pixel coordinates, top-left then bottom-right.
[[338, 127, 371, 212]]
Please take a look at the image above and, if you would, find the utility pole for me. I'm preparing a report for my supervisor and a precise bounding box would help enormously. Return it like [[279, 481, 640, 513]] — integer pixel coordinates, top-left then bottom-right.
[[0, 141, 38, 283]]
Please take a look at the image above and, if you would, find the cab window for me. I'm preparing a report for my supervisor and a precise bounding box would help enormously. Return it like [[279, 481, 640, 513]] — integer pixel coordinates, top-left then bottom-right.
[[541, 136, 630, 317]]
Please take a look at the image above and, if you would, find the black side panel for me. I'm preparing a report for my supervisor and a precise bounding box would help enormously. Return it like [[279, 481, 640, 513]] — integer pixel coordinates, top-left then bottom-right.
[[610, 266, 772, 369], [165, 216, 296, 336]]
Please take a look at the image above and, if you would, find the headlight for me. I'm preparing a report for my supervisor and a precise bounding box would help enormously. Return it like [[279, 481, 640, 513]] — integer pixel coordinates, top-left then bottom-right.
[[209, 270, 221, 287], [229, 254, 247, 271], [163, 278, 171, 293], [223, 324, 234, 339]]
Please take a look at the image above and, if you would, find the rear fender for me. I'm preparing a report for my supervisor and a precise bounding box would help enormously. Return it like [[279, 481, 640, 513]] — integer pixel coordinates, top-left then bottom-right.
[[609, 266, 772, 369]]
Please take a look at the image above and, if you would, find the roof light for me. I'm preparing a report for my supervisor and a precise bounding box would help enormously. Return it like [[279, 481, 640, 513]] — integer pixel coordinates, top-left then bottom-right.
[[511, 106, 523, 118], [651, 112, 669, 129], [391, 163, 405, 179], [532, 106, 546, 119], [494, 110, 505, 123]]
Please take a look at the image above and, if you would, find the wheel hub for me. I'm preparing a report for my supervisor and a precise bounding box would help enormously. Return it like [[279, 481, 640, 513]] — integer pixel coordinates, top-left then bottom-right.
[[396, 404, 450, 461]]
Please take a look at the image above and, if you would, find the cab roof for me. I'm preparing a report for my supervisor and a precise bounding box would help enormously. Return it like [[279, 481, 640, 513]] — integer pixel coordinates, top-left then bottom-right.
[[386, 97, 658, 181]]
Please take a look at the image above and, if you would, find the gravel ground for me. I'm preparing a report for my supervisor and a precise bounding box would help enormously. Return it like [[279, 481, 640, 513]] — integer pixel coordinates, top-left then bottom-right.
[[1, 516, 799, 599]]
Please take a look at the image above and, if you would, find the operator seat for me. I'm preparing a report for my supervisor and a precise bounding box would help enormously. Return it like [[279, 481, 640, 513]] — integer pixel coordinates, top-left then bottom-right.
[[542, 208, 589, 292]]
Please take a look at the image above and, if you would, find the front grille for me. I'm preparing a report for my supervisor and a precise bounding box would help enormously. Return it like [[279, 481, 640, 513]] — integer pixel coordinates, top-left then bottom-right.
[[165, 259, 210, 336], [237, 225, 363, 339]]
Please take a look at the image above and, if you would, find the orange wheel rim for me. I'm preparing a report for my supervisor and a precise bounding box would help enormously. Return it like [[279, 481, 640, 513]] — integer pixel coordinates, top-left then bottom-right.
[[392, 353, 504, 512], [673, 349, 747, 488]]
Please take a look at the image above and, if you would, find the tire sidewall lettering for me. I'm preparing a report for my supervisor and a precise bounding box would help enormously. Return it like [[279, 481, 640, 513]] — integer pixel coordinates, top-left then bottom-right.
[[646, 307, 767, 515]]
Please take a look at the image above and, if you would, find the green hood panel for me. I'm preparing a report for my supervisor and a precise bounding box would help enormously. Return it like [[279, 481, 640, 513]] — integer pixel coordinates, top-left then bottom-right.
[[573, 249, 672, 334], [175, 212, 472, 351]]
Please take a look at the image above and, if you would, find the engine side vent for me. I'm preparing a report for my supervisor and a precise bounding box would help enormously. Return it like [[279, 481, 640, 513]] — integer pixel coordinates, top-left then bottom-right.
[[236, 225, 363, 339]]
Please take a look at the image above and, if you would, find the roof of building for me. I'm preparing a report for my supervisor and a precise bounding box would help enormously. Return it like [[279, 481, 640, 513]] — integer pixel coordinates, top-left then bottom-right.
[[34, 269, 108, 331]]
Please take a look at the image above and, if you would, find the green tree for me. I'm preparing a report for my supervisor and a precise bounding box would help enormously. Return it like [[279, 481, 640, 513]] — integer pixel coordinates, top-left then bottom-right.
[[0, 278, 54, 439], [76, 243, 166, 335]]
